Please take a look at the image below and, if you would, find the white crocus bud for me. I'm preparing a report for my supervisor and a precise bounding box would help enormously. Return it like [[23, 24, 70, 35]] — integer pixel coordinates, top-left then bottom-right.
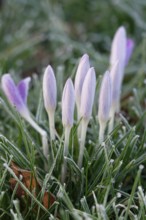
[[80, 67, 96, 120], [62, 78, 75, 128], [110, 26, 126, 112], [98, 71, 112, 143], [43, 65, 57, 141], [78, 67, 96, 168], [74, 54, 90, 120], [61, 78, 75, 182], [110, 26, 126, 78]]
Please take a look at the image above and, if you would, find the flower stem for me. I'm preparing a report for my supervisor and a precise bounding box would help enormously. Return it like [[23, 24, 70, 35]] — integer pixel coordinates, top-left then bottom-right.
[[78, 119, 88, 169], [99, 121, 106, 144], [77, 104, 81, 140], [61, 127, 71, 183], [48, 110, 55, 141], [108, 113, 115, 134], [24, 114, 48, 157], [108, 104, 117, 134]]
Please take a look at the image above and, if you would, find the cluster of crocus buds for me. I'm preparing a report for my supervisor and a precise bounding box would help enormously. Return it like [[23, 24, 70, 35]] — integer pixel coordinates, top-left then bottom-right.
[[1, 26, 134, 173]]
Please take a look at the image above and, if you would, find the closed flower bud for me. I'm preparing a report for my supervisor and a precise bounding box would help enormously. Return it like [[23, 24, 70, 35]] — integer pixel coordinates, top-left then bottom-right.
[[98, 71, 112, 143], [80, 67, 96, 120], [62, 78, 75, 128], [43, 65, 57, 141], [110, 26, 126, 84], [61, 78, 75, 181], [74, 54, 90, 116], [98, 71, 112, 123], [43, 65, 57, 112], [77, 67, 96, 168], [110, 26, 126, 66]]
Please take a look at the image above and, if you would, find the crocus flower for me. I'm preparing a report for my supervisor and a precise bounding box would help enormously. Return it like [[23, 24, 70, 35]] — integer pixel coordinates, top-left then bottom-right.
[[109, 27, 134, 132], [98, 71, 112, 143], [62, 78, 75, 128], [125, 38, 134, 66], [80, 67, 96, 120], [74, 54, 90, 120], [1, 74, 48, 156], [1, 74, 30, 118], [110, 26, 126, 86], [110, 27, 127, 112], [78, 67, 96, 168], [43, 65, 57, 141], [61, 78, 75, 182]]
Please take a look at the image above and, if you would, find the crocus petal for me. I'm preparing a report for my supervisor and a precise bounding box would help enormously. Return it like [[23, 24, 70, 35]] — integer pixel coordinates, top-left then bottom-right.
[[98, 71, 112, 122], [110, 26, 127, 83], [1, 74, 27, 113], [125, 38, 134, 66], [80, 67, 96, 120], [17, 77, 31, 104], [43, 65, 57, 112], [62, 78, 75, 127], [74, 54, 90, 108]]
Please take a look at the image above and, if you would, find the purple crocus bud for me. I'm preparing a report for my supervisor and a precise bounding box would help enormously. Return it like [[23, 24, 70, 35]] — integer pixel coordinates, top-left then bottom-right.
[[61, 78, 75, 182], [110, 26, 126, 83], [43, 65, 57, 141], [80, 67, 96, 120], [98, 71, 112, 143], [125, 38, 134, 66], [77, 67, 96, 168], [62, 78, 75, 128], [43, 65, 57, 112], [1, 74, 30, 117], [74, 54, 90, 118], [98, 71, 112, 123]]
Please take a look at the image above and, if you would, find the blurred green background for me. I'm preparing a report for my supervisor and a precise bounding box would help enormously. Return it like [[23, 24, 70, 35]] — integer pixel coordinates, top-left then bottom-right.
[[0, 0, 146, 75], [0, 0, 146, 119]]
